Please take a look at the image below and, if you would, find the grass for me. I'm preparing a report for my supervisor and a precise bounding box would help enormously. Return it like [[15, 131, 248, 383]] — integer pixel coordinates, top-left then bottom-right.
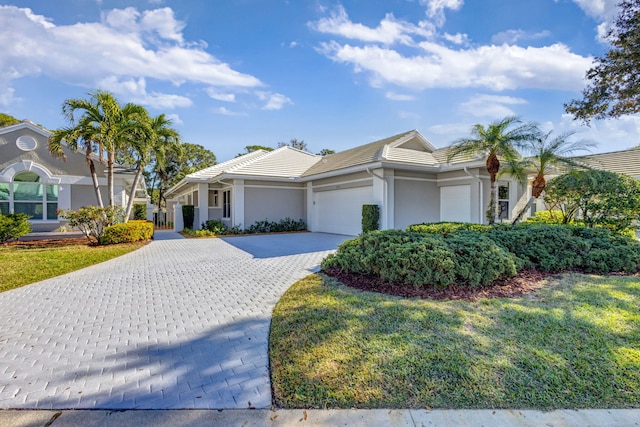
[[270, 273, 640, 409], [0, 242, 146, 293]]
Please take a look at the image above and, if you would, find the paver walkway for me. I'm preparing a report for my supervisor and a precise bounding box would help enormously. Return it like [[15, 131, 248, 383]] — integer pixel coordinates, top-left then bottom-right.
[[0, 231, 349, 409]]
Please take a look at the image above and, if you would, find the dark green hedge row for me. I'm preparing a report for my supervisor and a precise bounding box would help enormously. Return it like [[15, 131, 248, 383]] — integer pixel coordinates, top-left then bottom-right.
[[322, 223, 640, 289], [99, 220, 154, 245]]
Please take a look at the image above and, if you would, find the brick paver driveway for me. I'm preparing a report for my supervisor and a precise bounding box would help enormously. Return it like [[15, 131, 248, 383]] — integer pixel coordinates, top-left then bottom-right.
[[0, 231, 349, 409]]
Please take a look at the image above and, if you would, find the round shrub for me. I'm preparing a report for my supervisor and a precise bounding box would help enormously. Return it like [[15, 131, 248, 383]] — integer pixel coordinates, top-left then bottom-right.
[[445, 231, 519, 287], [99, 220, 154, 245], [407, 222, 492, 236]]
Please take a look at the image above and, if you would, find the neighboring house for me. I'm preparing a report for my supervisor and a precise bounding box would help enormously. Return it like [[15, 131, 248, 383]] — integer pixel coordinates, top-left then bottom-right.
[[0, 120, 148, 232], [166, 130, 526, 235]]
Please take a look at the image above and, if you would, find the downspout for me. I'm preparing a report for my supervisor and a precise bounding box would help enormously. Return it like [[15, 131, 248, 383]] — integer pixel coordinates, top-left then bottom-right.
[[464, 167, 483, 224], [366, 167, 387, 229]]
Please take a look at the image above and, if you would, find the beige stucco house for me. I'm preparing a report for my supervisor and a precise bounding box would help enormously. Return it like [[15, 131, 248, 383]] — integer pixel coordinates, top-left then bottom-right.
[[0, 120, 148, 232], [166, 130, 527, 235]]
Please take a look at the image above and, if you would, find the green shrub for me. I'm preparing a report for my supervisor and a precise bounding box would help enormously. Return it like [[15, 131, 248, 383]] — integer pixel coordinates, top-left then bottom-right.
[[182, 205, 195, 229], [407, 222, 492, 236], [526, 209, 569, 224], [99, 220, 154, 245], [445, 231, 519, 287], [361, 204, 380, 233], [59, 206, 125, 243], [0, 213, 31, 244], [245, 218, 306, 234], [182, 228, 216, 237], [133, 204, 147, 220], [202, 219, 226, 234]]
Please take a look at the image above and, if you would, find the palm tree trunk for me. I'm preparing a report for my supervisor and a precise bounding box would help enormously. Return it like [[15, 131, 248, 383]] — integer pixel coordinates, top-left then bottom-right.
[[511, 196, 535, 226], [487, 177, 498, 225], [123, 163, 143, 222], [108, 152, 115, 207], [85, 146, 104, 208]]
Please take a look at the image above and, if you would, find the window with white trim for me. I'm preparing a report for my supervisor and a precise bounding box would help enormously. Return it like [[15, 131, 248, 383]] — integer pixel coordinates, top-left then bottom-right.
[[498, 183, 509, 220], [223, 190, 231, 218], [1, 172, 58, 220]]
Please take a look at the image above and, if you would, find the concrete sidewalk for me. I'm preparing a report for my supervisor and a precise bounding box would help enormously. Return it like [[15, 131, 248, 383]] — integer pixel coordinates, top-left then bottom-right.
[[1, 408, 638, 426]]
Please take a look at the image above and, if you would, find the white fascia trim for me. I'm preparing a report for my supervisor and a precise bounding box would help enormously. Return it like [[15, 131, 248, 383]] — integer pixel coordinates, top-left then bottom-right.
[[221, 173, 304, 183], [0, 121, 51, 137], [301, 162, 384, 182]]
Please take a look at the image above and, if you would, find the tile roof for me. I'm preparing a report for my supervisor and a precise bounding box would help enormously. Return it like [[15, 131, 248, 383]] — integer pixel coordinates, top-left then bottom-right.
[[227, 146, 320, 177], [302, 130, 439, 176], [575, 147, 640, 177], [187, 149, 271, 180]]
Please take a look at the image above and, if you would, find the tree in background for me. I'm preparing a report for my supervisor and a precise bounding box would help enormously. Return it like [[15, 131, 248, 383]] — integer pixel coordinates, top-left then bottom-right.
[[236, 145, 274, 157], [145, 142, 216, 209], [446, 116, 538, 224], [565, 0, 640, 122], [278, 138, 308, 151], [0, 113, 20, 127], [544, 169, 640, 233], [120, 113, 180, 220], [317, 148, 335, 156]]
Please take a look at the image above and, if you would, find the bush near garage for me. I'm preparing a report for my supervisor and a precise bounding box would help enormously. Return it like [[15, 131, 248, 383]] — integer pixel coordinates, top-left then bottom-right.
[[99, 220, 154, 245], [322, 223, 640, 289]]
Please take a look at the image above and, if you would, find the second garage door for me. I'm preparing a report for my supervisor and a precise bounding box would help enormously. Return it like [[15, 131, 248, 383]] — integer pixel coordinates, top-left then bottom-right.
[[315, 186, 374, 235]]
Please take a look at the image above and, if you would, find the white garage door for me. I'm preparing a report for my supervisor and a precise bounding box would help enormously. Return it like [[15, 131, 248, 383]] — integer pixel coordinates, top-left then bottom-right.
[[315, 186, 373, 235], [440, 185, 471, 223]]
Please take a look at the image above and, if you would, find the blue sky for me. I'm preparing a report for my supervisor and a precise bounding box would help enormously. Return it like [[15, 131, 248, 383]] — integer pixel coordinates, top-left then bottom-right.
[[1, 0, 637, 161]]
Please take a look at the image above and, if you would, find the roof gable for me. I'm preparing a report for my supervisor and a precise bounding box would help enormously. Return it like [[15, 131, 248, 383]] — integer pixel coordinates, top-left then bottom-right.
[[0, 120, 50, 138]]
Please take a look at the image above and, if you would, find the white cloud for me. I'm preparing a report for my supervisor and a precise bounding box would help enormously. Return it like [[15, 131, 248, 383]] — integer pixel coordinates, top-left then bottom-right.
[[308, 5, 434, 45], [491, 29, 551, 45], [421, 0, 463, 26], [0, 5, 263, 107], [214, 106, 246, 116], [443, 32, 469, 45], [569, 0, 620, 41], [386, 91, 415, 101], [460, 94, 527, 118], [97, 76, 192, 109], [165, 113, 183, 125], [318, 40, 593, 91], [256, 91, 293, 110], [206, 88, 236, 102], [546, 113, 640, 152]]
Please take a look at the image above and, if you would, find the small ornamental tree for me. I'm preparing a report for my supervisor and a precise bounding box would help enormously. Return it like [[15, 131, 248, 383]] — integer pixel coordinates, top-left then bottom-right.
[[544, 169, 640, 233], [59, 206, 125, 243]]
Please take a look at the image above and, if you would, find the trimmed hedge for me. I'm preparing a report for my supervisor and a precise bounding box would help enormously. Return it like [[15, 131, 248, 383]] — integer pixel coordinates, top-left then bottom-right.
[[99, 220, 154, 245], [322, 222, 640, 289], [362, 204, 380, 233], [182, 205, 195, 229]]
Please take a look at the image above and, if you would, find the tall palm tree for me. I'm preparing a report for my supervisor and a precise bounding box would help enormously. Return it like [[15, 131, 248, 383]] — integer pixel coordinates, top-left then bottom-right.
[[510, 130, 594, 224], [49, 122, 105, 208], [447, 116, 538, 224], [59, 90, 148, 206], [122, 113, 180, 220]]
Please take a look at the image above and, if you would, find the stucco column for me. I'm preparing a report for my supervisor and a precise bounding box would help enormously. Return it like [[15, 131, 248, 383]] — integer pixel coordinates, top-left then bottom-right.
[[306, 182, 315, 232], [371, 168, 394, 230], [197, 182, 209, 225], [232, 179, 245, 229], [173, 202, 183, 231]]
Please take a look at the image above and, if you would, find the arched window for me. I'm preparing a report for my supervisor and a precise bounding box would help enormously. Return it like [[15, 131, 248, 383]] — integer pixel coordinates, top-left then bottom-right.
[[0, 172, 58, 220]]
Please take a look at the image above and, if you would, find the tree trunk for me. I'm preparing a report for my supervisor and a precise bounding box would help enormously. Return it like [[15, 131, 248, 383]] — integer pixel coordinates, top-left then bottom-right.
[[486, 154, 501, 225], [85, 145, 104, 208], [511, 196, 535, 226], [107, 151, 115, 207], [124, 163, 143, 222]]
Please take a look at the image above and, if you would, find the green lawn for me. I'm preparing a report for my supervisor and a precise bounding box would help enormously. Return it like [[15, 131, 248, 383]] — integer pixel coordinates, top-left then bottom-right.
[[0, 242, 146, 293], [270, 273, 640, 409]]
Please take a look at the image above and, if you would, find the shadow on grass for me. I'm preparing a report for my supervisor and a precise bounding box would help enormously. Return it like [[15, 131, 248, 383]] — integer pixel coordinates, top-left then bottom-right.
[[269, 274, 640, 409]]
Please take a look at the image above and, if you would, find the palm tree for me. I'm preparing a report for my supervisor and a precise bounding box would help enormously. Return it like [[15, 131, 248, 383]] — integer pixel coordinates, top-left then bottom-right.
[[49, 122, 105, 208], [122, 113, 180, 220], [510, 131, 594, 224], [447, 116, 538, 224], [59, 90, 148, 206]]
